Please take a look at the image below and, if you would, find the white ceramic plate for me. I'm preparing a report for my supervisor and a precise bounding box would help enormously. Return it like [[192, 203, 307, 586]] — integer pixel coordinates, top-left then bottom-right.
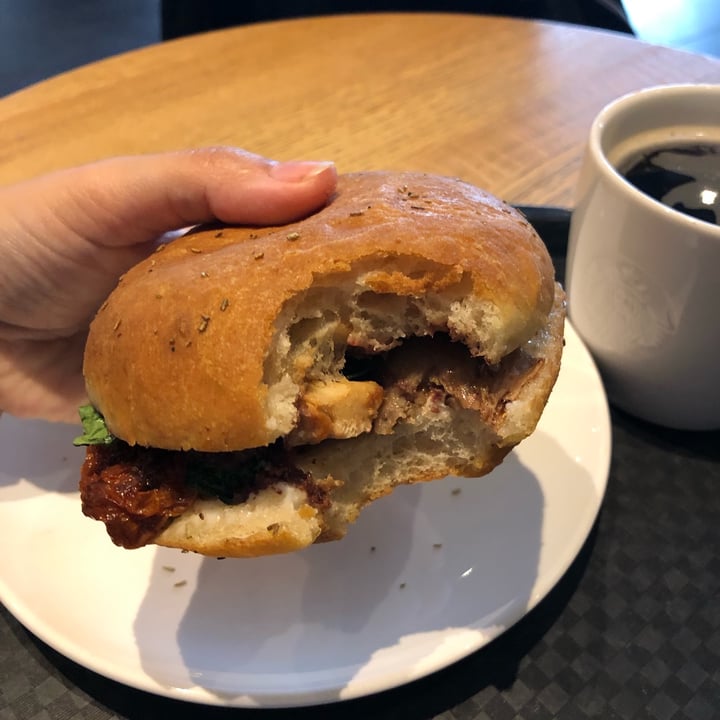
[[0, 323, 610, 708]]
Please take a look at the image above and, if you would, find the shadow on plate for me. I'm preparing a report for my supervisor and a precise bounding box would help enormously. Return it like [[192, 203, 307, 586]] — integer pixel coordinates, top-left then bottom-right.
[[23, 514, 596, 720], [129, 442, 575, 707]]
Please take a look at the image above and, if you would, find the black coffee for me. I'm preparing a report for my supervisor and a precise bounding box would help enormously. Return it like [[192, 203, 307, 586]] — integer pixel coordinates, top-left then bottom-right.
[[619, 142, 720, 225]]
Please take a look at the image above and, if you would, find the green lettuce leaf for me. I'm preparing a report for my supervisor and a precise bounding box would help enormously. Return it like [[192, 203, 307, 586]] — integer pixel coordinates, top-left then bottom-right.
[[73, 404, 115, 446]]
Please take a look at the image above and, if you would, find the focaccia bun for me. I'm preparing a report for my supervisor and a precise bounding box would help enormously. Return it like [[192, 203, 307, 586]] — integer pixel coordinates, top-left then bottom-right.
[[81, 171, 565, 557], [84, 170, 558, 453]]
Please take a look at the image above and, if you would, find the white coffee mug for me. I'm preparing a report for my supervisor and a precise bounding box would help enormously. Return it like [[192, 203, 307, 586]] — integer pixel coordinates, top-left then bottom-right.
[[567, 84, 720, 430]]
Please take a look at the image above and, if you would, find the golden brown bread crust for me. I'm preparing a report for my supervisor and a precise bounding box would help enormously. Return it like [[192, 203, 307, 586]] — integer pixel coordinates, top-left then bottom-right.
[[84, 171, 556, 452]]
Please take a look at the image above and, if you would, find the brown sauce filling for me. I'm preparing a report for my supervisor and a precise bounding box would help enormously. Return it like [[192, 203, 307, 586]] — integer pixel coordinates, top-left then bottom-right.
[[80, 442, 321, 549], [371, 334, 542, 432]]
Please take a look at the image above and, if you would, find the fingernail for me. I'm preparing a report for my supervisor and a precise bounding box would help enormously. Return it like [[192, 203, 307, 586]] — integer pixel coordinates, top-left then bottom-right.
[[270, 160, 336, 183]]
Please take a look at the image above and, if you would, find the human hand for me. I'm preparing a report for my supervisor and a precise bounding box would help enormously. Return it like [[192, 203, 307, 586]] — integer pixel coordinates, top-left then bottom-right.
[[0, 147, 337, 423]]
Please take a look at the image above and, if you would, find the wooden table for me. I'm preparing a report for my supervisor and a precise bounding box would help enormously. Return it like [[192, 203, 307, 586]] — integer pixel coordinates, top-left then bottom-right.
[[2, 14, 720, 720], [1, 13, 719, 208]]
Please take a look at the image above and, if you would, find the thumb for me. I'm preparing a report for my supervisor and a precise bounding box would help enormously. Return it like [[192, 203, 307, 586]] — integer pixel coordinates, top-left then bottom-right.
[[8, 147, 338, 249], [0, 148, 336, 338]]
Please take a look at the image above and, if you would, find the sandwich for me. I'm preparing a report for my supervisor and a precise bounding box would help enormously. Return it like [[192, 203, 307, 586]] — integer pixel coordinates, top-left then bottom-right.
[[76, 171, 565, 557]]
